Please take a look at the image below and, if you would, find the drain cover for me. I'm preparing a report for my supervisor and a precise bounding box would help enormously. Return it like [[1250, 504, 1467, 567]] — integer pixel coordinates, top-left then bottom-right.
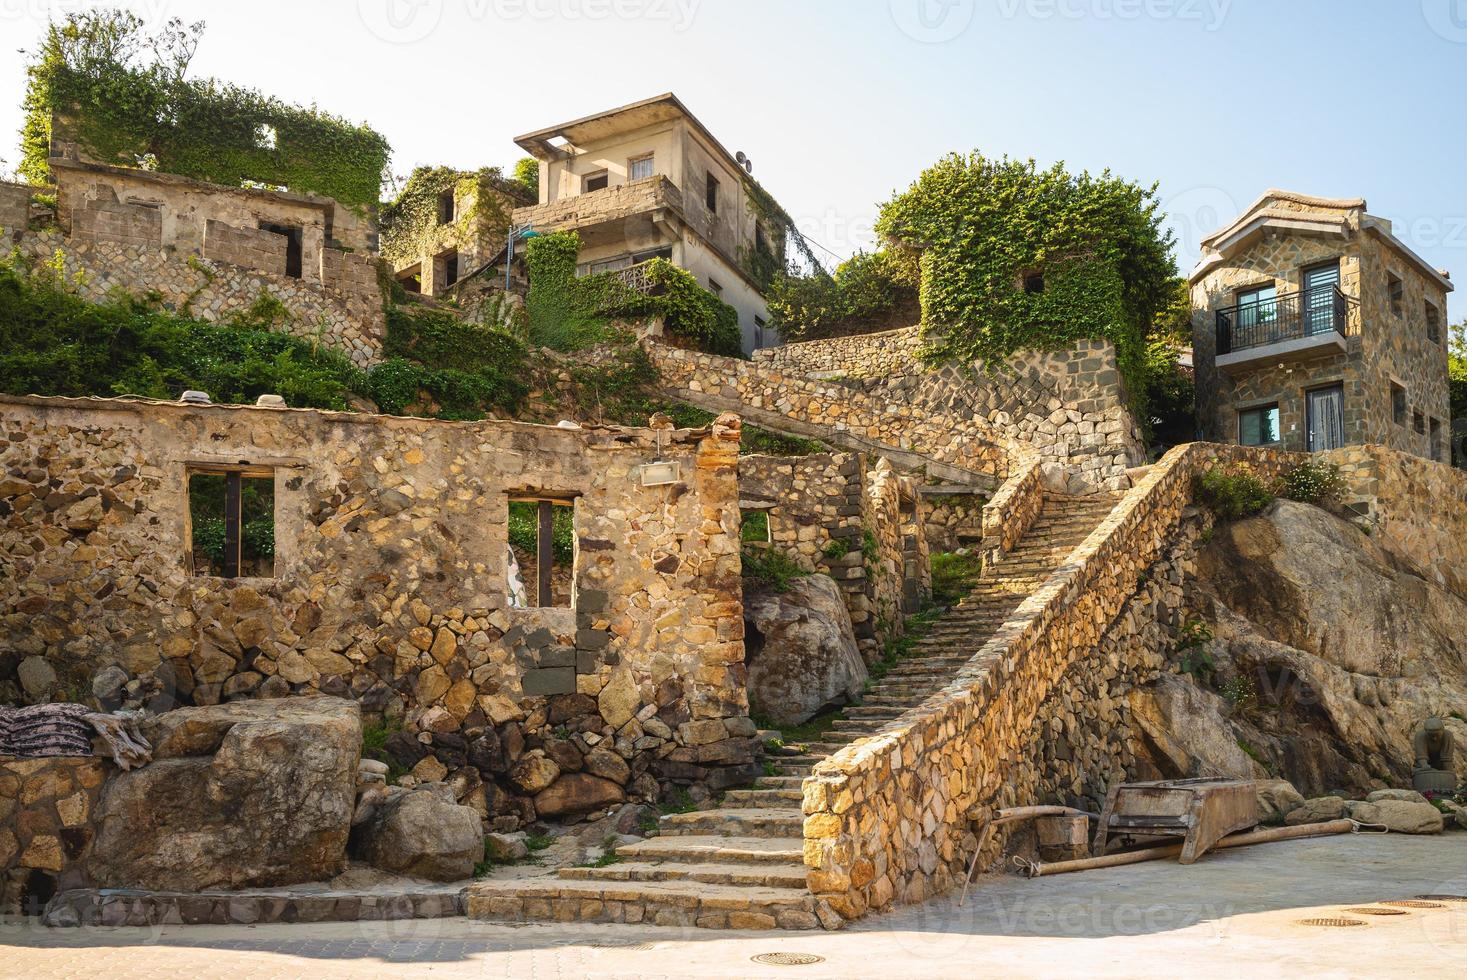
[[1385, 900, 1445, 909], [589, 942, 654, 950], [1297, 917, 1367, 928], [1417, 894, 1467, 902], [752, 952, 826, 966], [1343, 907, 1408, 916]]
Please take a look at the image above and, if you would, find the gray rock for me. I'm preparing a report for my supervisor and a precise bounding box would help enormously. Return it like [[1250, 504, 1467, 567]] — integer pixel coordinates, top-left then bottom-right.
[[1349, 799, 1445, 834], [350, 786, 483, 880], [90, 696, 361, 891], [1127, 674, 1255, 779], [17, 656, 57, 698], [1366, 788, 1429, 805], [744, 574, 867, 727], [1255, 779, 1306, 823], [1284, 795, 1349, 826], [533, 772, 626, 818], [91, 665, 129, 702]]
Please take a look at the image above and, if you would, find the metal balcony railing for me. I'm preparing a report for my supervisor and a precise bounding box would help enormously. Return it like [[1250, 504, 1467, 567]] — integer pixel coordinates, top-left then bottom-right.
[[1216, 286, 1349, 355]]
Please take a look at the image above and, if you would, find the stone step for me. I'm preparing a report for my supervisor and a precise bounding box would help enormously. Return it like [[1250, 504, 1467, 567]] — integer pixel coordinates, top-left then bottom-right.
[[756, 775, 806, 789], [465, 876, 820, 931], [723, 787, 804, 806], [842, 706, 906, 719], [559, 860, 808, 890], [660, 807, 803, 838], [616, 835, 805, 865]]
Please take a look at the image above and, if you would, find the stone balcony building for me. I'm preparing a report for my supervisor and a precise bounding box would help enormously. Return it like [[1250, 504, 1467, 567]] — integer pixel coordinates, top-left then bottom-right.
[[513, 93, 786, 353], [1190, 190, 1454, 460]]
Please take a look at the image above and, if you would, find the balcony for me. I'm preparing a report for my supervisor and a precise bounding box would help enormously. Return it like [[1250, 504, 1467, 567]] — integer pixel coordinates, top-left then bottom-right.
[[510, 176, 684, 249], [1215, 286, 1350, 373]]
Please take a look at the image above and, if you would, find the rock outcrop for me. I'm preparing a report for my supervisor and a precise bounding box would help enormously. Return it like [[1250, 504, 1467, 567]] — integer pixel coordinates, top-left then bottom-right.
[[744, 574, 867, 727], [89, 697, 360, 891]]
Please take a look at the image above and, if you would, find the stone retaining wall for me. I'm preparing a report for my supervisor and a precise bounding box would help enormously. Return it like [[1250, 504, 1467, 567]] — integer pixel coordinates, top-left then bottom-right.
[[0, 181, 30, 238], [799, 442, 1304, 922], [751, 326, 925, 380], [980, 459, 1046, 564], [0, 394, 753, 828], [920, 492, 988, 553], [0, 756, 108, 915], [13, 229, 385, 369], [739, 453, 928, 661]]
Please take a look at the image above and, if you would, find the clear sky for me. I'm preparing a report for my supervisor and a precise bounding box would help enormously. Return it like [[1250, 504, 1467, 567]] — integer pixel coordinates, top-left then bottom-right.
[[1, 0, 1464, 319]]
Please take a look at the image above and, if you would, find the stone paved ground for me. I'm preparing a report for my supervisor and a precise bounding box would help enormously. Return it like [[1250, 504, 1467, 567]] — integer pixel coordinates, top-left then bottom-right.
[[3, 835, 1463, 978]]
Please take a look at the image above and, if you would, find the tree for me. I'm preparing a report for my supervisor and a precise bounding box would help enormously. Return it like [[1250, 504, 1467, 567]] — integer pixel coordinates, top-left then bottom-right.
[[765, 250, 919, 341], [513, 157, 539, 199], [875, 153, 1177, 423]]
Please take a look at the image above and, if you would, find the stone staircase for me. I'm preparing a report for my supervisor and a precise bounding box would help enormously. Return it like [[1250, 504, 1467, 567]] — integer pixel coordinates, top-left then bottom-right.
[[464, 492, 1121, 931]]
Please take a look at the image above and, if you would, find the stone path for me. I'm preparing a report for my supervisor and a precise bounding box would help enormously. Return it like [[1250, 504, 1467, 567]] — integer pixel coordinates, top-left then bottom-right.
[[463, 493, 1122, 931]]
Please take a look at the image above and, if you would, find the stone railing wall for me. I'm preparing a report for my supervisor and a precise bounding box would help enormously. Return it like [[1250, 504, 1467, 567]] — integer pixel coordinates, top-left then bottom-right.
[[1, 756, 108, 915], [648, 341, 1027, 490], [13, 229, 386, 369], [0, 394, 753, 828], [920, 491, 988, 554], [799, 442, 1303, 922], [1321, 445, 1467, 598], [980, 458, 1046, 564], [740, 453, 927, 661], [512, 176, 683, 237], [752, 326, 926, 380]]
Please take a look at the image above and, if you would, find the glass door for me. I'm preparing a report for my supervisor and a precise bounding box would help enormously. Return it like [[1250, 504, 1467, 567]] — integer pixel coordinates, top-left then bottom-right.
[[1303, 262, 1341, 335], [1306, 384, 1345, 451]]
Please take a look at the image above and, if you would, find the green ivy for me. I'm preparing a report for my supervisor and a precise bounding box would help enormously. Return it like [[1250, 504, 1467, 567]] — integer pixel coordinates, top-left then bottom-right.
[[378, 165, 530, 268], [524, 231, 742, 356], [22, 12, 389, 209], [767, 250, 919, 341], [875, 153, 1177, 422]]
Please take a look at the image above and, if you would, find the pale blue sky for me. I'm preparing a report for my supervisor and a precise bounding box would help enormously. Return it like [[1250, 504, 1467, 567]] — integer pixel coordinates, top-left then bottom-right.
[[2, 0, 1464, 319]]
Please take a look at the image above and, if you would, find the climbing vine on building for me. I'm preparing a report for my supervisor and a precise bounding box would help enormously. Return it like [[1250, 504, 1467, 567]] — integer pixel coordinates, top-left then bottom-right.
[[21, 11, 389, 209], [378, 165, 531, 268], [524, 231, 742, 356], [875, 152, 1177, 419]]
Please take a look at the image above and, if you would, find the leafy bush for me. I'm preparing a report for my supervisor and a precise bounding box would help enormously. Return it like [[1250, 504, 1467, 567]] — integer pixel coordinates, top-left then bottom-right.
[[741, 546, 809, 593], [1276, 460, 1345, 506], [1195, 466, 1274, 521], [930, 551, 983, 605], [766, 250, 919, 341], [1174, 617, 1216, 678]]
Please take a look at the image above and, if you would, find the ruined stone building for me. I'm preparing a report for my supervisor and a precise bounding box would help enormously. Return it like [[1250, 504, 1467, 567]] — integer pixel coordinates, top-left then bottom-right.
[[1190, 190, 1454, 459], [513, 93, 785, 353]]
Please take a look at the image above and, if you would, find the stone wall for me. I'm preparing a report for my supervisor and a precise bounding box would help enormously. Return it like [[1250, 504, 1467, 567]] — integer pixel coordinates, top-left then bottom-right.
[[0, 756, 108, 915], [739, 453, 928, 661], [203, 218, 288, 276], [751, 326, 926, 380], [1323, 444, 1467, 597], [13, 229, 385, 369], [70, 184, 163, 248], [799, 442, 1304, 922], [0, 394, 754, 826], [920, 491, 988, 554], [0, 180, 31, 238], [980, 458, 1046, 564]]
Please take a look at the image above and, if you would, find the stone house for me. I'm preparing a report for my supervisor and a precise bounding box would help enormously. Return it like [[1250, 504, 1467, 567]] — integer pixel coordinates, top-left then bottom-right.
[[1190, 190, 1454, 459], [382, 169, 533, 298], [513, 93, 785, 353]]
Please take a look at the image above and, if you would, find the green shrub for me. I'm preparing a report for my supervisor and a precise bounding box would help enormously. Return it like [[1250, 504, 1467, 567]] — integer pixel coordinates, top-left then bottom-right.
[[930, 551, 983, 605], [740, 510, 770, 544], [1175, 617, 1216, 678], [1276, 460, 1345, 506], [1195, 466, 1274, 521], [741, 546, 809, 593], [508, 500, 574, 563]]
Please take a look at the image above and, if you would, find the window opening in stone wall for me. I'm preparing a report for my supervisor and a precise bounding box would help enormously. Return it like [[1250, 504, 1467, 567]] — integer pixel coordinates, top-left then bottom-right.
[[439, 248, 459, 288], [1414, 411, 1426, 436], [1427, 301, 1442, 344], [188, 467, 275, 578], [507, 496, 576, 608], [1431, 417, 1444, 461], [1238, 404, 1280, 446], [706, 172, 719, 214], [437, 188, 456, 225], [708, 278, 723, 298], [397, 263, 422, 294], [629, 154, 654, 181], [584, 170, 609, 193], [259, 222, 303, 278], [1388, 271, 1404, 316], [1023, 271, 1045, 294], [740, 508, 771, 545], [1392, 382, 1407, 426]]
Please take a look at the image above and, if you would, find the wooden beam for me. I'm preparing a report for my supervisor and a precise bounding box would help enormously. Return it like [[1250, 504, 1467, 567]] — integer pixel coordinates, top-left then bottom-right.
[[537, 500, 554, 607], [223, 470, 242, 578]]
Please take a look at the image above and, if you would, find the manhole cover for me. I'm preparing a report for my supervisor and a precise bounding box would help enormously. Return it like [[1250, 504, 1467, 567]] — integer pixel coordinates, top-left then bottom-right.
[[1343, 907, 1408, 916], [1417, 894, 1467, 902], [752, 952, 826, 966], [590, 942, 654, 950], [1296, 917, 1367, 928], [1385, 900, 1445, 909]]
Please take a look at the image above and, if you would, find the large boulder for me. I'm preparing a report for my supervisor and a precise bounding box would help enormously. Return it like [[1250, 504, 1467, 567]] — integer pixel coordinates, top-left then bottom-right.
[[1284, 795, 1349, 826], [90, 696, 360, 891], [1255, 779, 1305, 823], [745, 574, 867, 727], [1127, 673, 1257, 779], [1349, 799, 1445, 834], [350, 784, 483, 880], [533, 772, 625, 818]]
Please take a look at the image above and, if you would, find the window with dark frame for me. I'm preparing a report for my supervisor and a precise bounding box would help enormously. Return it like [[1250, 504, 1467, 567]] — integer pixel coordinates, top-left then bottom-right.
[[506, 496, 575, 609], [1391, 382, 1408, 426], [705, 172, 719, 214], [439, 248, 459, 287], [1427, 301, 1442, 344], [1388, 272, 1404, 316], [188, 467, 275, 578], [708, 278, 723, 298], [1238, 404, 1280, 446], [584, 170, 609, 192], [1414, 411, 1426, 436], [437, 189, 456, 225]]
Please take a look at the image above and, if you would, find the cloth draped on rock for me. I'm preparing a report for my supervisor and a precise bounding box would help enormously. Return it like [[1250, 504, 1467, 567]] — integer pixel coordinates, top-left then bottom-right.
[[0, 702, 152, 769]]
